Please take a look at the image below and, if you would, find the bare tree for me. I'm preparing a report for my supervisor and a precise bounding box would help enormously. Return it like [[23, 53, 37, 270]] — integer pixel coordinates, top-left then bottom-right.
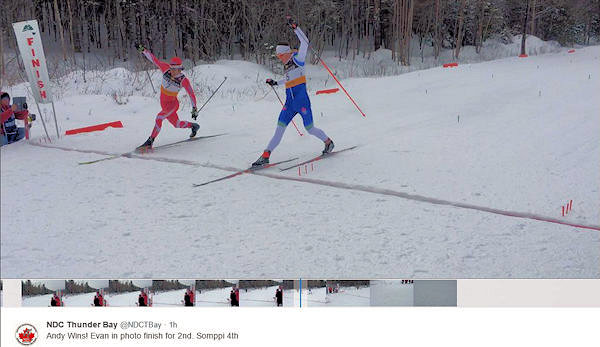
[[454, 0, 466, 59]]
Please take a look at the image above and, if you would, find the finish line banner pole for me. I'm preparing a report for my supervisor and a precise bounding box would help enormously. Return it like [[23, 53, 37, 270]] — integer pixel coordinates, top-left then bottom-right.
[[13, 19, 60, 138]]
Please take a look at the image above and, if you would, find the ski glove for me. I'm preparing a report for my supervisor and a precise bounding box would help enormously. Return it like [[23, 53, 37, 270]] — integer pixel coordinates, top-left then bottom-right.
[[136, 43, 146, 52], [266, 79, 277, 86], [286, 16, 297, 29], [191, 107, 199, 120]]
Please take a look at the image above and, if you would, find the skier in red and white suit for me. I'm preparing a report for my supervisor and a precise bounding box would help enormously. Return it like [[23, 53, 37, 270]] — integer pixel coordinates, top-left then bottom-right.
[[136, 44, 200, 150]]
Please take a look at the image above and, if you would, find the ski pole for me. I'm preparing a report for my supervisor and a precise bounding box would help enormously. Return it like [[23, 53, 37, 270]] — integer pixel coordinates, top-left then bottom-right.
[[270, 85, 303, 136], [287, 16, 366, 118], [145, 70, 156, 94], [136, 49, 156, 93], [198, 76, 228, 112]]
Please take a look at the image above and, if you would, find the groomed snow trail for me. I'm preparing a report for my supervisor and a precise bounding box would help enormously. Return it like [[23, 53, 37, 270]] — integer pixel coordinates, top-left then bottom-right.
[[2, 46, 599, 279], [30, 141, 600, 231]]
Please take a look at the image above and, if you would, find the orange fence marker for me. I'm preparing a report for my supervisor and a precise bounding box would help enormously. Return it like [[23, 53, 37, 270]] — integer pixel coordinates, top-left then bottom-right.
[[316, 88, 340, 95], [65, 121, 123, 135]]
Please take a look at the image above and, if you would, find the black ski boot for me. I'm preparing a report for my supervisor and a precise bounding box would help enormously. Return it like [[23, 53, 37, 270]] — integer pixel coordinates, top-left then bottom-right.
[[322, 138, 335, 155], [252, 151, 271, 167], [136, 136, 154, 152], [190, 123, 200, 138]]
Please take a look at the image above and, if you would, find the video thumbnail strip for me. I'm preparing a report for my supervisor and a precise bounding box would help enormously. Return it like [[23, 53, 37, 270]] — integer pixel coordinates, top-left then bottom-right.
[[2, 279, 459, 307]]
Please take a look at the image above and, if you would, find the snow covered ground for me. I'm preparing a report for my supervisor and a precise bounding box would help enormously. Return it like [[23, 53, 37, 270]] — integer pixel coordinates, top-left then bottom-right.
[[106, 288, 235, 307], [239, 286, 293, 307], [301, 287, 327, 307], [1, 45, 599, 279], [22, 293, 55, 307], [194, 287, 232, 307], [20, 288, 240, 307], [322, 286, 370, 307], [370, 280, 414, 306]]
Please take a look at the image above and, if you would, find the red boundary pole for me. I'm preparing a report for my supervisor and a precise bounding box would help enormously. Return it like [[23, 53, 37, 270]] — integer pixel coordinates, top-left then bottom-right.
[[318, 57, 366, 117]]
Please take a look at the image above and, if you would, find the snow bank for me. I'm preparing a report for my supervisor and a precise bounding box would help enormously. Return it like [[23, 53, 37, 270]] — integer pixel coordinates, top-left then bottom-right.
[[4, 35, 567, 104]]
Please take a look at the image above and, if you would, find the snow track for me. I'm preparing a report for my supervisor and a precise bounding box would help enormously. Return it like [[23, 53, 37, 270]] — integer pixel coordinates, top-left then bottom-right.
[[31, 142, 600, 231], [3, 46, 599, 278]]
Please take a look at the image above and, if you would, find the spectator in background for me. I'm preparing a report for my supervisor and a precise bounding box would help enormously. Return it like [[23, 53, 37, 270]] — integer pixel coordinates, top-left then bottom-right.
[[229, 287, 239, 307], [275, 286, 283, 307], [93, 291, 105, 307], [50, 293, 62, 307], [138, 290, 148, 307], [184, 289, 193, 306], [1, 92, 32, 146]]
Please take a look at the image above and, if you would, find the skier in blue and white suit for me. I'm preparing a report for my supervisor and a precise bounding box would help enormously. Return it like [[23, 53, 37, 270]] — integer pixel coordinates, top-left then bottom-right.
[[252, 17, 334, 166]]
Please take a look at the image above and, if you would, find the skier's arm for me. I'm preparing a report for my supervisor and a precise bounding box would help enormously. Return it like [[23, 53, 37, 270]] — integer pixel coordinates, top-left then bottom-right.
[[294, 27, 309, 63], [1, 108, 14, 122], [181, 78, 197, 108], [14, 109, 29, 120], [142, 50, 170, 73]]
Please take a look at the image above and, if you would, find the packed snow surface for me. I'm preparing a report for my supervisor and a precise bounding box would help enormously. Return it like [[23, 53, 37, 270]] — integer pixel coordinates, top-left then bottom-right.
[[309, 286, 370, 307], [370, 280, 414, 306], [240, 286, 293, 307], [2, 46, 599, 279]]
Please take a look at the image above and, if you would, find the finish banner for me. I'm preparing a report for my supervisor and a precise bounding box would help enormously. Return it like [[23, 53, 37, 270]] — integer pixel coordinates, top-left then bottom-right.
[[12, 20, 53, 104]]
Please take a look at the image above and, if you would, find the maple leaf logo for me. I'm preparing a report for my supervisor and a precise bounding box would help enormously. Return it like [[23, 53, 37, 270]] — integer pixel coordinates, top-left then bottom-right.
[[15, 324, 38, 345], [19, 328, 35, 342]]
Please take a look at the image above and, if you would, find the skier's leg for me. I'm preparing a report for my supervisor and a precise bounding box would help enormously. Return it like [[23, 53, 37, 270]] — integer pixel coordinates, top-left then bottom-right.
[[266, 106, 296, 152], [150, 113, 167, 138], [165, 101, 199, 137], [167, 112, 192, 129], [299, 100, 334, 154], [139, 107, 173, 150], [252, 106, 294, 166], [266, 125, 287, 152], [299, 102, 329, 141]]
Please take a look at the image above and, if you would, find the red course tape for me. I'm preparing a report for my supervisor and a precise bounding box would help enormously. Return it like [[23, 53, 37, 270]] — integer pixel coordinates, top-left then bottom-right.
[[65, 121, 124, 135]]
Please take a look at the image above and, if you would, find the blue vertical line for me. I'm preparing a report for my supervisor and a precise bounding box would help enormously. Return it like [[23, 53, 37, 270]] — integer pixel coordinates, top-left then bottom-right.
[[299, 278, 302, 308]]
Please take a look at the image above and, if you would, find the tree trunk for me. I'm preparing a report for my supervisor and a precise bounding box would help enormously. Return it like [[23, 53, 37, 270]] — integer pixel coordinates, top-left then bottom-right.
[[66, 0, 76, 57], [161, 2, 167, 59], [115, 0, 127, 60], [520, 0, 530, 56], [374, 0, 382, 50], [476, 0, 484, 54], [53, 0, 67, 60], [391, 0, 398, 61], [434, 0, 441, 59], [454, 0, 466, 60], [0, 25, 4, 81], [171, 0, 178, 57], [529, 0, 537, 37], [403, 0, 414, 66]]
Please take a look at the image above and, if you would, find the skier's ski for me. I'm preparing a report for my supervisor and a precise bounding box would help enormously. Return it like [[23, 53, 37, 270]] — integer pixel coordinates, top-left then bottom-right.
[[279, 146, 357, 171], [193, 157, 298, 187], [78, 133, 226, 165], [153, 133, 227, 150]]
